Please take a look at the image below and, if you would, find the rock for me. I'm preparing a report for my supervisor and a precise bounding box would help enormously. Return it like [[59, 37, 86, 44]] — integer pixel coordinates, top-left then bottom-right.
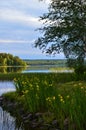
[[42, 124, 51, 129], [0, 96, 3, 101], [35, 112, 42, 117], [52, 119, 59, 127], [31, 122, 40, 128], [0, 96, 4, 105], [23, 113, 33, 121], [63, 117, 70, 130]]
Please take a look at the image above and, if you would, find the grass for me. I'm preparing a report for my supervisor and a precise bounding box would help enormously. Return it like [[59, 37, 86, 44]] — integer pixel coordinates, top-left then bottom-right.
[[0, 72, 81, 81], [3, 73, 86, 130]]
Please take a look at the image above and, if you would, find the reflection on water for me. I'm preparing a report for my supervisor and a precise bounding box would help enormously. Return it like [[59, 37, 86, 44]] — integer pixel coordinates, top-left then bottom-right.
[[22, 65, 73, 73], [0, 107, 23, 130], [0, 66, 73, 73], [0, 67, 26, 73], [0, 107, 17, 130], [0, 81, 23, 130]]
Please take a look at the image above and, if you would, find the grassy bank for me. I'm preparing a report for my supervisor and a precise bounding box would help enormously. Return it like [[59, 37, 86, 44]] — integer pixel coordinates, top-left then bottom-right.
[[2, 73, 86, 130], [0, 72, 86, 81], [0, 72, 75, 81]]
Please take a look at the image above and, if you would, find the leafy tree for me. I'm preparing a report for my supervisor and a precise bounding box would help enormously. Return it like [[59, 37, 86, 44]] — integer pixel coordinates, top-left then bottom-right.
[[35, 0, 86, 74], [0, 53, 26, 66]]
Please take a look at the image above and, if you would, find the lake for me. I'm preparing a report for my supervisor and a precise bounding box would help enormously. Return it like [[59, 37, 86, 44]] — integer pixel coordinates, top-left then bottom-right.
[[0, 81, 23, 130], [0, 81, 15, 96], [0, 65, 73, 73]]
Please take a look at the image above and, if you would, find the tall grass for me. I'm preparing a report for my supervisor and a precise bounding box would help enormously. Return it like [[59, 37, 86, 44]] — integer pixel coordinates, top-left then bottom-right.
[[0, 72, 86, 81], [14, 75, 86, 130]]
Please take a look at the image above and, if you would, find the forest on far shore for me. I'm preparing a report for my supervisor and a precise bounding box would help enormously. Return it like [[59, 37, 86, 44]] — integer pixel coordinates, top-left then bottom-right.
[[0, 53, 26, 66]]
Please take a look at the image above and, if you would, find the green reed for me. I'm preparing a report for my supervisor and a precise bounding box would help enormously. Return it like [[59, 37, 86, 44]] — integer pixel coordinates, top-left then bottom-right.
[[13, 74, 86, 130]]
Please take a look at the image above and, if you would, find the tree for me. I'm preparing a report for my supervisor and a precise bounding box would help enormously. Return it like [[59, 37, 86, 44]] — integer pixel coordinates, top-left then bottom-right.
[[35, 0, 86, 74], [0, 53, 27, 66]]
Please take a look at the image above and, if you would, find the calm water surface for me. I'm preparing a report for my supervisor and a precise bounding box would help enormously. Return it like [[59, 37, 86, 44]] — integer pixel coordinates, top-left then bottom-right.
[[0, 65, 73, 73], [0, 81, 15, 96], [0, 81, 23, 130], [0, 107, 23, 130], [22, 65, 73, 73]]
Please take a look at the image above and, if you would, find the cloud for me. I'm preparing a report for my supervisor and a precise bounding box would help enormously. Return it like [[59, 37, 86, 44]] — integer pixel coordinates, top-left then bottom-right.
[[0, 0, 65, 59], [13, 0, 49, 12], [0, 41, 48, 59], [0, 8, 41, 27], [0, 0, 49, 28], [0, 39, 34, 44]]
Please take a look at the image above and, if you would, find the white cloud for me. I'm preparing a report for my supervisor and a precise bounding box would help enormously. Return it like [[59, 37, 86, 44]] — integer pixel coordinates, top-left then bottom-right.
[[0, 8, 41, 27], [0, 0, 64, 59], [0, 0, 49, 28], [0, 39, 34, 43], [14, 0, 49, 11]]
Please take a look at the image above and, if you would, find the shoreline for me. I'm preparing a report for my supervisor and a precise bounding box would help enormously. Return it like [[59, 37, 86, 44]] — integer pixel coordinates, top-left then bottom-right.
[[0, 95, 68, 130]]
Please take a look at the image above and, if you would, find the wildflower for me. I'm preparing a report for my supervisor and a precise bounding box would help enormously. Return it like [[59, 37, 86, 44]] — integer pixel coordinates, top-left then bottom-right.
[[46, 97, 51, 102], [58, 94, 61, 97], [52, 96, 55, 100], [24, 90, 29, 94], [60, 98, 64, 103], [14, 78, 16, 81], [49, 84, 53, 87], [66, 95, 70, 98], [58, 94, 64, 103], [74, 84, 77, 87], [78, 83, 82, 86], [81, 87, 84, 89], [36, 85, 39, 91]]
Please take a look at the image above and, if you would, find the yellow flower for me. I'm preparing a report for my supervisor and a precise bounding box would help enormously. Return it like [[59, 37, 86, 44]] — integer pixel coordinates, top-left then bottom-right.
[[58, 94, 64, 103], [24, 90, 29, 94], [60, 98, 64, 103], [66, 95, 70, 98], [74, 84, 77, 87], [58, 94, 61, 97], [52, 96, 55, 100], [78, 83, 82, 86], [49, 84, 53, 87], [36, 85, 39, 91], [46, 97, 51, 102]]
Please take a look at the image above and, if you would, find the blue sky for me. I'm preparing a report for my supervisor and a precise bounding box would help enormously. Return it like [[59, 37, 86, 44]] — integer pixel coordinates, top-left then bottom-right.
[[0, 0, 65, 59]]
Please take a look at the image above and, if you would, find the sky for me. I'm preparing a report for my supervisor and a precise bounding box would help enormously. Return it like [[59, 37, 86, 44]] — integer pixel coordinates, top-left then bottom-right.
[[0, 0, 65, 59]]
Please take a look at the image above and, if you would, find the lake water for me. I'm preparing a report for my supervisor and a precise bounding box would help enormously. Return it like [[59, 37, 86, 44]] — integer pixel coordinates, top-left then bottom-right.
[[0, 81, 15, 96], [0, 107, 22, 130], [0, 81, 23, 130], [22, 65, 73, 73], [0, 65, 73, 73]]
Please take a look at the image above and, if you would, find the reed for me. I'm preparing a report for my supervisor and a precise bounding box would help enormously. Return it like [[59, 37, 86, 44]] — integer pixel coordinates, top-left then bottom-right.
[[13, 75, 86, 130]]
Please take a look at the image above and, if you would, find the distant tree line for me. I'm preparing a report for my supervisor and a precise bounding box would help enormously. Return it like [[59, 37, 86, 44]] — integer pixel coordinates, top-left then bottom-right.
[[0, 53, 26, 66]]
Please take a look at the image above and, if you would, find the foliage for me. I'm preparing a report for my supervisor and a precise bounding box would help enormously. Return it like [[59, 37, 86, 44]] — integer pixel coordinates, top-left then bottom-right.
[[35, 0, 86, 73], [13, 75, 86, 130], [67, 58, 86, 75], [0, 53, 26, 66], [0, 72, 76, 81], [24, 59, 66, 66]]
